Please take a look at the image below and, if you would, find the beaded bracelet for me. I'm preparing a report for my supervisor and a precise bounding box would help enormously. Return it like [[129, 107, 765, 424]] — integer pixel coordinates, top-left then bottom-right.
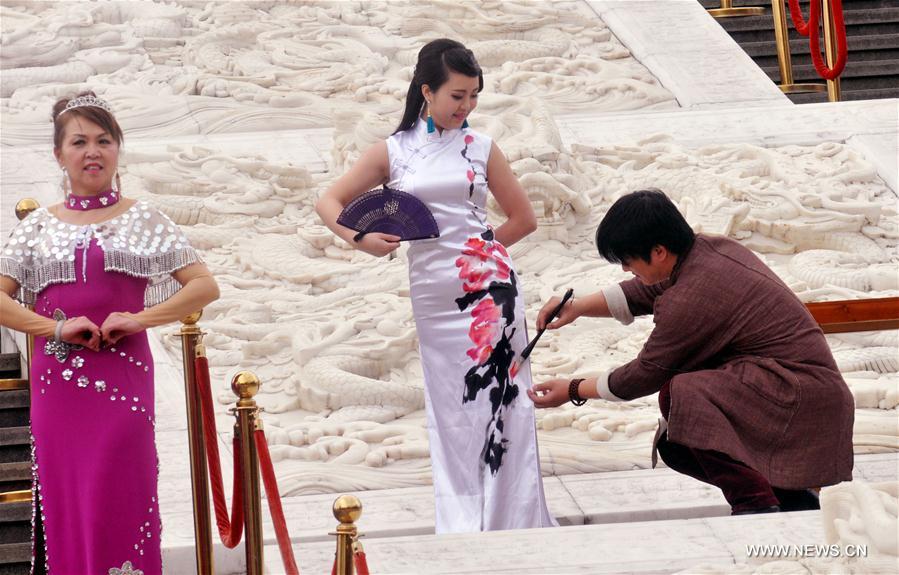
[[569, 378, 587, 406], [43, 308, 78, 363]]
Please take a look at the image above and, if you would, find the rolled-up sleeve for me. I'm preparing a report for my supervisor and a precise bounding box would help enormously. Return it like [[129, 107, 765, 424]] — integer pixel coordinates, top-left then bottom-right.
[[601, 284, 633, 325]]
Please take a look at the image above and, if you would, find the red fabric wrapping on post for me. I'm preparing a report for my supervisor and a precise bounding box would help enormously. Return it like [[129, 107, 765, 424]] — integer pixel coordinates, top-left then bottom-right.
[[354, 550, 370, 575], [808, 0, 847, 79], [787, 0, 815, 34], [194, 355, 244, 547], [330, 550, 370, 575], [255, 430, 300, 575], [787, 0, 848, 79]]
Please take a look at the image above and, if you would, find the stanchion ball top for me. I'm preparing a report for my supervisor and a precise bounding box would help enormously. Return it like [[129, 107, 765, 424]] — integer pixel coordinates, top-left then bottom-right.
[[333, 495, 363, 523], [181, 310, 203, 325], [15, 198, 40, 221], [231, 371, 261, 398]]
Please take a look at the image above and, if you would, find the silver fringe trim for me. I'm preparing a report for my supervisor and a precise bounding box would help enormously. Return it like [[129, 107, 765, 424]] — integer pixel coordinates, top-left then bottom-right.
[[0, 247, 201, 307], [0, 256, 75, 306], [104, 248, 202, 307], [103, 247, 201, 279], [144, 277, 182, 308]]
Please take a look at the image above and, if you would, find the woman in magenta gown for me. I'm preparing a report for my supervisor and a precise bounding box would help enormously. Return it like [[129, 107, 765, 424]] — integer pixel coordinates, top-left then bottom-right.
[[0, 92, 219, 574]]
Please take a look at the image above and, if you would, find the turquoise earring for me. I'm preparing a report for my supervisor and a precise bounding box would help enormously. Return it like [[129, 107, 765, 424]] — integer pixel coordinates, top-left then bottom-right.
[[426, 103, 435, 134]]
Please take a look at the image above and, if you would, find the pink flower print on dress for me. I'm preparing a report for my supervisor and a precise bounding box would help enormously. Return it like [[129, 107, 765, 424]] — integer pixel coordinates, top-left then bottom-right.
[[467, 298, 502, 363], [455, 238, 512, 293], [464, 135, 474, 145], [467, 170, 476, 183], [454, 232, 522, 476]]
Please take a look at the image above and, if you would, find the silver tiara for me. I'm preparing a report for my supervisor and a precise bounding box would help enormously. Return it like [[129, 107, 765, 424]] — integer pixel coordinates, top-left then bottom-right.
[[60, 95, 114, 115]]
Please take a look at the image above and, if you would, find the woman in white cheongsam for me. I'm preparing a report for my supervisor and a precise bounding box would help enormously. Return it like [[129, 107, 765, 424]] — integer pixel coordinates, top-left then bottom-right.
[[317, 39, 556, 533]]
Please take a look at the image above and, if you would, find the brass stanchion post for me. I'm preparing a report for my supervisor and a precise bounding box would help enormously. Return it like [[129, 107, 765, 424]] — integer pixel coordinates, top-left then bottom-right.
[[708, 0, 765, 18], [232, 371, 264, 575], [331, 495, 363, 575], [822, 0, 842, 101], [181, 312, 214, 575], [771, 0, 827, 94]]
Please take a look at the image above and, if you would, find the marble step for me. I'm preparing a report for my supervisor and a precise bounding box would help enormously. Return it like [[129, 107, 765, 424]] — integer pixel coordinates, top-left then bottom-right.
[[160, 453, 897, 573], [0, 463, 29, 494], [0, 428, 28, 465], [0, 391, 27, 430], [726, 19, 899, 45], [0, 542, 28, 568], [700, 0, 899, 9], [790, 86, 899, 104], [260, 510, 828, 575], [0, 501, 28, 545], [281, 453, 894, 540], [719, 6, 899, 33], [762, 60, 899, 86], [0, 355, 19, 380], [0, 501, 29, 525], [748, 34, 899, 65]]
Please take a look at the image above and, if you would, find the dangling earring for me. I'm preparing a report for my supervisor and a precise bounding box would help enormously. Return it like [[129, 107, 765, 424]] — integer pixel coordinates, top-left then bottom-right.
[[111, 170, 120, 193], [426, 102, 435, 134], [462, 119, 470, 129], [60, 167, 70, 196]]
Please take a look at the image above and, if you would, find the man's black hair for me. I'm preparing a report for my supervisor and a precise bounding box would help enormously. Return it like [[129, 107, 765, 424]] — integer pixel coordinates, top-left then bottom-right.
[[595, 188, 695, 264]]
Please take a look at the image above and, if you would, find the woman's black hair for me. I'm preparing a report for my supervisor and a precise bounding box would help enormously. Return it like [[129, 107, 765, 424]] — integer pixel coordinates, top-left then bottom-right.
[[393, 39, 483, 134], [595, 188, 695, 264]]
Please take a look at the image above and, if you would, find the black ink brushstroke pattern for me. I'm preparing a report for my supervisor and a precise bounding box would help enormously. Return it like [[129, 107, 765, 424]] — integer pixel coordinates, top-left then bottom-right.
[[456, 271, 520, 475]]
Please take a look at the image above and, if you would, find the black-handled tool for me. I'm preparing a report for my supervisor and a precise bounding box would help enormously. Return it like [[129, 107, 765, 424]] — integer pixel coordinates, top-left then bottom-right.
[[514, 288, 574, 372]]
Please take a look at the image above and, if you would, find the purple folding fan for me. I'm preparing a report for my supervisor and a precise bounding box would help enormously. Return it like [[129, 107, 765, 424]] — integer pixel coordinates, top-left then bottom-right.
[[337, 185, 439, 242]]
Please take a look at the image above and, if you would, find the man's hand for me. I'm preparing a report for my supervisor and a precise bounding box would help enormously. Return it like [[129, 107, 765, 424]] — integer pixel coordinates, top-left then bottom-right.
[[527, 378, 571, 408], [536, 295, 578, 331]]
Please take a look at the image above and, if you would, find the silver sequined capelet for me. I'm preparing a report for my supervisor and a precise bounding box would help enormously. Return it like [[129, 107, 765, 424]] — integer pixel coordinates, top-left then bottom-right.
[[0, 201, 201, 306]]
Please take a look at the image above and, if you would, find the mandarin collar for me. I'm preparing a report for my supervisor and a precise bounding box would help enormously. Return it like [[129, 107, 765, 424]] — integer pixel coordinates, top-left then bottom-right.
[[414, 117, 466, 144]]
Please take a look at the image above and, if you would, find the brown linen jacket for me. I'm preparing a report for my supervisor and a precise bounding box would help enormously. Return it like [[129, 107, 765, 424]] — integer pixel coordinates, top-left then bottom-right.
[[609, 234, 855, 489]]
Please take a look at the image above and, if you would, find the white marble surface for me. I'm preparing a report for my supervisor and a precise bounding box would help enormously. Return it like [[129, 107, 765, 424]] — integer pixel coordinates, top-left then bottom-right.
[[156, 419, 896, 574], [4, 5, 895, 505], [257, 512, 831, 575], [161, 477, 582, 571], [587, 0, 790, 110], [560, 466, 732, 523], [556, 99, 898, 148], [1, 2, 897, 574], [850, 131, 899, 194], [556, 99, 899, 194]]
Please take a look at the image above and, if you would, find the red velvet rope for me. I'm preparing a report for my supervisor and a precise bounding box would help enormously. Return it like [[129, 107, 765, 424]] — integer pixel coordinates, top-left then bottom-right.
[[330, 548, 370, 575], [787, 0, 815, 35], [255, 430, 300, 575], [195, 355, 244, 548], [787, 0, 848, 80], [355, 551, 370, 575]]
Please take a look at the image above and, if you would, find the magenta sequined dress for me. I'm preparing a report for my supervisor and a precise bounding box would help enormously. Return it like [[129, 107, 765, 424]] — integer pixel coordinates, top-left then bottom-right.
[[0, 202, 200, 574]]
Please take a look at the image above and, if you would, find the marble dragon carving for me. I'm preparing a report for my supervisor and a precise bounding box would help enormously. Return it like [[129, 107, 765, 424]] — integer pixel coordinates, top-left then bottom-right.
[[1, 1, 895, 496]]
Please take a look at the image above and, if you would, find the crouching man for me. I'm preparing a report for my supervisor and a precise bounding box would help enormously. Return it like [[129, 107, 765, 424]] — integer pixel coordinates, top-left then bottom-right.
[[528, 189, 854, 514]]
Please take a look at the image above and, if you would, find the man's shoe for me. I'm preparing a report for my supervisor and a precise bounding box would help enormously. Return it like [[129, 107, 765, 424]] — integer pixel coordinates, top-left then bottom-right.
[[731, 505, 781, 515], [772, 487, 821, 512]]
